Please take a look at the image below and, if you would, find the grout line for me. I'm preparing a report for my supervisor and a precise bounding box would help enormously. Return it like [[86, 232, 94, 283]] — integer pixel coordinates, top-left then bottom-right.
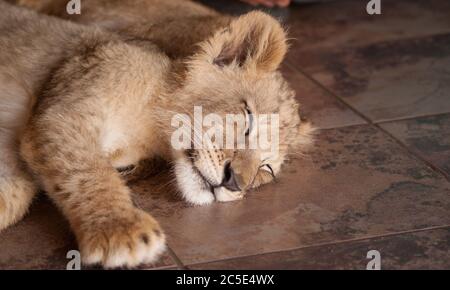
[[167, 246, 188, 270], [284, 63, 379, 124], [313, 123, 365, 130], [147, 265, 179, 270], [373, 125, 450, 180], [319, 122, 368, 131], [375, 111, 450, 125], [288, 31, 450, 69], [285, 62, 450, 182], [184, 225, 450, 267]]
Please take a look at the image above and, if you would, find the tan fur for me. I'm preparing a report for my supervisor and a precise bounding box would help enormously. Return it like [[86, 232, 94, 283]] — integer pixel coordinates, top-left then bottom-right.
[[0, 0, 313, 268], [12, 0, 229, 58]]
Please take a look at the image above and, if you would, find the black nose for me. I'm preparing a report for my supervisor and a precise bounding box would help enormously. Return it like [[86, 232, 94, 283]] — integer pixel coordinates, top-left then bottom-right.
[[222, 162, 241, 192]]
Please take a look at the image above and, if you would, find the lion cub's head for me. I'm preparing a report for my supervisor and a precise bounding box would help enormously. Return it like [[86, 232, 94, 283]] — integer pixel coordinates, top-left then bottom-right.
[[166, 11, 313, 204]]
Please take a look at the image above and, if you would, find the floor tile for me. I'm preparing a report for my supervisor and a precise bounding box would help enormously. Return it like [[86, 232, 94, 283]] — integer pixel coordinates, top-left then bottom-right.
[[134, 125, 450, 265], [189, 228, 450, 270], [286, 0, 450, 122], [281, 65, 365, 129], [0, 196, 176, 270], [380, 113, 450, 178], [291, 33, 450, 122], [287, 0, 450, 56]]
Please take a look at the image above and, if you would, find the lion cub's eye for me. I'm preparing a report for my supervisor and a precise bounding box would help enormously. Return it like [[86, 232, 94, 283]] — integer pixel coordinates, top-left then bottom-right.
[[245, 106, 253, 136], [261, 164, 275, 179]]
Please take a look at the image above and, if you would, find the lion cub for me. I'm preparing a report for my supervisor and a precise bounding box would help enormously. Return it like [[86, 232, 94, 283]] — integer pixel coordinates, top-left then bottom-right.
[[0, 1, 312, 268]]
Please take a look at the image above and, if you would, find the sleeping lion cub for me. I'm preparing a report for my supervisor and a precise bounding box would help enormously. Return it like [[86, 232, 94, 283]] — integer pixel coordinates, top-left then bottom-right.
[[0, 0, 312, 268]]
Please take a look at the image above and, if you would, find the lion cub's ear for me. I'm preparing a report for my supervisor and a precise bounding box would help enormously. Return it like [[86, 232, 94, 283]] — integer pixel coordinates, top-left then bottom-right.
[[199, 11, 288, 72]]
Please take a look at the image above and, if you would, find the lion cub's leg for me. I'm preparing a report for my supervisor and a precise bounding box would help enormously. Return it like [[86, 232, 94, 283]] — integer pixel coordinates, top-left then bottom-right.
[[0, 138, 37, 231], [20, 114, 165, 268], [0, 74, 38, 231]]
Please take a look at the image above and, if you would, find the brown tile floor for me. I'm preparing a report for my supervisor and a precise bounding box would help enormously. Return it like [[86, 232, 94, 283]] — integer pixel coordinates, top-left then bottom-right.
[[189, 228, 450, 270], [0, 0, 449, 270], [380, 113, 450, 179], [290, 34, 450, 122]]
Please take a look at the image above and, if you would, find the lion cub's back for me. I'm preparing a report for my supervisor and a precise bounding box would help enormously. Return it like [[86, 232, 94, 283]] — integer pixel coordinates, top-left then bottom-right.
[[0, 1, 101, 137], [0, 1, 98, 89]]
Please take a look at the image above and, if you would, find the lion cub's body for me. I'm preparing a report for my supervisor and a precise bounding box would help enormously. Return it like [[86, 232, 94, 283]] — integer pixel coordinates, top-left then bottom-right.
[[13, 0, 232, 59], [0, 0, 313, 268], [1, 2, 171, 266]]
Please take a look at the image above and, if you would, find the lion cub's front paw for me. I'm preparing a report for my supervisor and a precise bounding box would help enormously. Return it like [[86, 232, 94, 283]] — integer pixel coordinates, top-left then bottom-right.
[[79, 209, 166, 269]]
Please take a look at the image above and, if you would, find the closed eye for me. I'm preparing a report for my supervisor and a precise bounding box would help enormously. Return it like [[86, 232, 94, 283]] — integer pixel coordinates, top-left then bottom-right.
[[261, 164, 276, 180], [248, 163, 276, 189], [245, 106, 253, 136]]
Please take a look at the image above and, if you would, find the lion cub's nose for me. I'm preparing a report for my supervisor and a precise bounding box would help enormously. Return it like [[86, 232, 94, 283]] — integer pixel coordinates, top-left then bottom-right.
[[221, 162, 241, 192]]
